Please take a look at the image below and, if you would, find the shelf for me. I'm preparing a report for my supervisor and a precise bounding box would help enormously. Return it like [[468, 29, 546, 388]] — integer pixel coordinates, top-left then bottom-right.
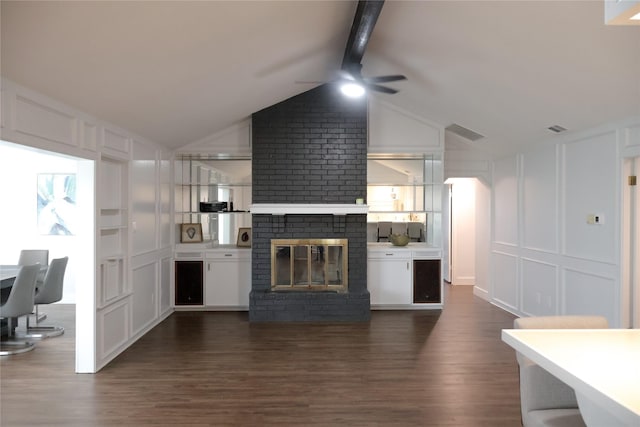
[[100, 225, 127, 231]]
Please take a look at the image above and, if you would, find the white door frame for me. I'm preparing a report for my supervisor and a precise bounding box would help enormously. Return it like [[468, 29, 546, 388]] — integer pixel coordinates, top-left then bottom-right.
[[622, 156, 639, 328]]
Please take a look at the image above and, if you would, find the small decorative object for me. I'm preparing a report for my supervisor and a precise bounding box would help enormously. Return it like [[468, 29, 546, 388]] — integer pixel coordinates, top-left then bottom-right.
[[355, 198, 364, 205], [199, 201, 228, 212], [237, 227, 252, 247], [389, 233, 410, 247], [180, 223, 203, 243]]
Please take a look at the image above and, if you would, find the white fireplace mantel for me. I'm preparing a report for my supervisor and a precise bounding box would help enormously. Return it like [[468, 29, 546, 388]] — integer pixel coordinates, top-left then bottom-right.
[[250, 203, 369, 215]]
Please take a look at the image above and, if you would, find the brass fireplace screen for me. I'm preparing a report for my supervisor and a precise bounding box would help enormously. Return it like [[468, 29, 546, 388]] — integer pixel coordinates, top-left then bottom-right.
[[271, 239, 348, 292]]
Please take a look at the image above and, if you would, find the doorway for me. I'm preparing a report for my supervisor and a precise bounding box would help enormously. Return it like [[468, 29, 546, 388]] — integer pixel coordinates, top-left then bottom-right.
[[0, 140, 95, 369]]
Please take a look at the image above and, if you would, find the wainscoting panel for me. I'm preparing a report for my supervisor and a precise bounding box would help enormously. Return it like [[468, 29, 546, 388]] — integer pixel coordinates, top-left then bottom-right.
[[562, 131, 617, 263], [132, 140, 158, 256], [521, 258, 558, 316], [132, 262, 158, 335], [493, 156, 519, 246], [160, 256, 172, 315], [103, 127, 130, 155], [625, 124, 640, 148], [81, 121, 97, 151], [522, 145, 558, 253], [14, 95, 77, 147], [564, 268, 617, 324], [492, 251, 518, 311], [98, 299, 130, 363]]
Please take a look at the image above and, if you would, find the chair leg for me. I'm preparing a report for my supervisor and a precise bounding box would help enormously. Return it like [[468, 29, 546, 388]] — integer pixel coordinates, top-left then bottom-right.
[[17, 312, 64, 339], [35, 305, 47, 323], [0, 339, 36, 356], [1, 317, 36, 356]]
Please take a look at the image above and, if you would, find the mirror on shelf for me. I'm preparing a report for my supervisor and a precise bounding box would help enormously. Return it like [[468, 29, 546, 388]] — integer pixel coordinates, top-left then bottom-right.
[[366, 154, 443, 246], [175, 156, 252, 245]]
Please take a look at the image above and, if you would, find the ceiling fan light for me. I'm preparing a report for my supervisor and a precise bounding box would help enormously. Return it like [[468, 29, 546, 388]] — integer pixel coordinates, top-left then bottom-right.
[[340, 82, 365, 98]]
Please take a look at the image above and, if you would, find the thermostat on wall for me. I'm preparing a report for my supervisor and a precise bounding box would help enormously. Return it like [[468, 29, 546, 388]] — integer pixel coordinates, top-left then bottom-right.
[[586, 214, 604, 225]]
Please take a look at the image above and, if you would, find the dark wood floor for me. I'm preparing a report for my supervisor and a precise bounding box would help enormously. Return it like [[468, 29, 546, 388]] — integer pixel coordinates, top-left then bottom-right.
[[1, 285, 522, 426]]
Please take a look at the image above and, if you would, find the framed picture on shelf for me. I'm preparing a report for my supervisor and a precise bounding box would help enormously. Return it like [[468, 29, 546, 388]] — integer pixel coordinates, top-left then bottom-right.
[[236, 227, 252, 247], [180, 223, 203, 243]]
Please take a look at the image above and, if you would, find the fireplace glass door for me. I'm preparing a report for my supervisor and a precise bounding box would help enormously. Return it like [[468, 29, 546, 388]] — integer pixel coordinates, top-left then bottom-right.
[[272, 239, 348, 292]]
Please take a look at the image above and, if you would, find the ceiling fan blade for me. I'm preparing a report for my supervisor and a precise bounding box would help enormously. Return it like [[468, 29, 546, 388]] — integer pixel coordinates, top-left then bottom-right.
[[366, 83, 399, 94], [364, 74, 407, 83]]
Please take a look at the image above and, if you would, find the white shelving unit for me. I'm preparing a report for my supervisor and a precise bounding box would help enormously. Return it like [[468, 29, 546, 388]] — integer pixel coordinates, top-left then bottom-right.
[[174, 155, 252, 245], [367, 154, 443, 246], [98, 156, 129, 309]]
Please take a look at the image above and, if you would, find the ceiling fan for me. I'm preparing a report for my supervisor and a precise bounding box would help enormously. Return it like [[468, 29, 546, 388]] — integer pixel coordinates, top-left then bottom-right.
[[296, 0, 406, 96], [338, 0, 406, 95]]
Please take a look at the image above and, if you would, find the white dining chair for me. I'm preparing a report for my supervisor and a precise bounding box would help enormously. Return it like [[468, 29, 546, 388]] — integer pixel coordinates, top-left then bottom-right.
[[513, 315, 609, 427]]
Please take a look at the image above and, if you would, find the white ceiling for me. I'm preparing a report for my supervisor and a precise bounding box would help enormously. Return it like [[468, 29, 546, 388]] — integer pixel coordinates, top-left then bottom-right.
[[2, 1, 639, 157]]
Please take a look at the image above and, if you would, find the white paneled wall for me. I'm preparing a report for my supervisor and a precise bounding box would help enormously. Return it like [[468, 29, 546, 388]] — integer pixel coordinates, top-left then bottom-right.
[[492, 251, 518, 311], [521, 258, 557, 316], [493, 157, 519, 246], [563, 132, 618, 263], [490, 120, 639, 326], [522, 145, 558, 253], [1, 78, 173, 372], [132, 262, 158, 335], [564, 268, 617, 320], [132, 140, 159, 255]]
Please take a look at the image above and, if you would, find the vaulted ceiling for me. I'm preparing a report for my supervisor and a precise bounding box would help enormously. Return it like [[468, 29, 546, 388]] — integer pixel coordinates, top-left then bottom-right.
[[2, 1, 639, 157]]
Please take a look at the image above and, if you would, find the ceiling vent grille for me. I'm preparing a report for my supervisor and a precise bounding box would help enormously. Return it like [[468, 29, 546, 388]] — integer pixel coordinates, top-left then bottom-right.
[[547, 125, 567, 133], [445, 123, 484, 142]]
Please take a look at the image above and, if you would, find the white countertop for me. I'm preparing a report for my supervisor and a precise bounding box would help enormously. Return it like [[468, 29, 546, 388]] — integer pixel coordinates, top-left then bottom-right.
[[502, 328, 640, 427], [367, 242, 436, 249]]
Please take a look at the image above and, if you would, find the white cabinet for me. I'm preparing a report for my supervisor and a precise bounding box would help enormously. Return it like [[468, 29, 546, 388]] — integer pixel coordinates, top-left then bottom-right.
[[368, 245, 443, 309], [204, 249, 251, 308], [367, 250, 412, 306]]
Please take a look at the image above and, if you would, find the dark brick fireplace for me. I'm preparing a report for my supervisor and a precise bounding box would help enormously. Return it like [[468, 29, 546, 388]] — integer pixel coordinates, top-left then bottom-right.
[[249, 84, 370, 321]]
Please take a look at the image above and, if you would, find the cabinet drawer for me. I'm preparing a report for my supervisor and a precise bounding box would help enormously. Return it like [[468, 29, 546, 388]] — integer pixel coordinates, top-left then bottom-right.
[[205, 250, 250, 260], [412, 250, 441, 259], [368, 251, 411, 260]]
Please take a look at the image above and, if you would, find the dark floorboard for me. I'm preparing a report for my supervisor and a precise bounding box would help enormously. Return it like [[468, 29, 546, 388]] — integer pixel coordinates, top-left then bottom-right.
[[1, 285, 521, 426]]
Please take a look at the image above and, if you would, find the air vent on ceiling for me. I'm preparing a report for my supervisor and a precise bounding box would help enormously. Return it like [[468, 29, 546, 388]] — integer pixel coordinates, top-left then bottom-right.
[[547, 125, 567, 133], [445, 123, 484, 142]]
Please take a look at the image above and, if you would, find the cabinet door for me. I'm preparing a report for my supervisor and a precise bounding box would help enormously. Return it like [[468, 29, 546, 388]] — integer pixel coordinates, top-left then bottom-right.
[[175, 261, 203, 305], [368, 257, 412, 305], [205, 258, 251, 307], [413, 259, 441, 303]]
